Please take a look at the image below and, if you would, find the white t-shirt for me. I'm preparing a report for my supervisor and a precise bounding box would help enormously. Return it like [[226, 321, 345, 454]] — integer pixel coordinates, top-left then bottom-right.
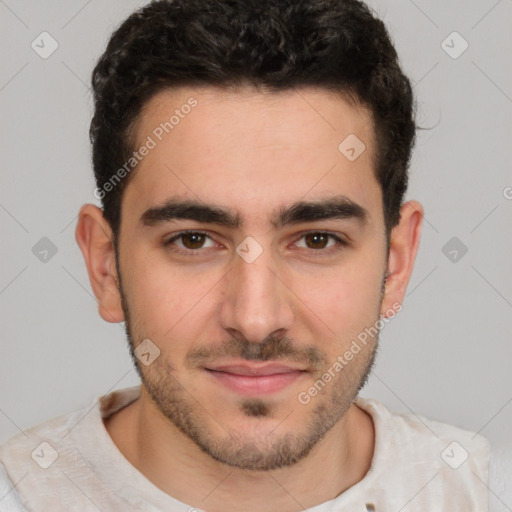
[[0, 386, 493, 511]]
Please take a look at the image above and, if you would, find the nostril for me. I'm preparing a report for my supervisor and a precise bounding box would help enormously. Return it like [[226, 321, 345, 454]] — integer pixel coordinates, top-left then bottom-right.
[[365, 504, 376, 511]]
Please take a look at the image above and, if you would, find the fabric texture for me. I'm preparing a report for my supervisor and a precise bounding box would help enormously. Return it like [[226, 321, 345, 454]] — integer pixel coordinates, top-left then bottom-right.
[[0, 386, 492, 511]]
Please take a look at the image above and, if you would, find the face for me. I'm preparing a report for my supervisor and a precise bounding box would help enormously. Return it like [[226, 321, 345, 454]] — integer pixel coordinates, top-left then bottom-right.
[[112, 86, 391, 470]]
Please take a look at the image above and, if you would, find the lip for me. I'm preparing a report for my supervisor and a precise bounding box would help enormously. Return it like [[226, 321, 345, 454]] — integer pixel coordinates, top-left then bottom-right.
[[204, 361, 308, 396]]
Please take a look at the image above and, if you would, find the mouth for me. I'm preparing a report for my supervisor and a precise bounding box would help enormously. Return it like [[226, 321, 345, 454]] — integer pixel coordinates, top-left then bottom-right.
[[203, 361, 308, 396]]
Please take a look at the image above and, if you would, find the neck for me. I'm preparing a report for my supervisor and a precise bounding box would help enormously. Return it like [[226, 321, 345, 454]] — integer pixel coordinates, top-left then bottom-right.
[[105, 389, 375, 512]]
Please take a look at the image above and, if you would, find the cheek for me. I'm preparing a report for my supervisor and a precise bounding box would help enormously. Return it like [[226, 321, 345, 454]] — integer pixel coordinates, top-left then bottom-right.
[[295, 252, 384, 340], [122, 252, 219, 339], [337, 266, 383, 315]]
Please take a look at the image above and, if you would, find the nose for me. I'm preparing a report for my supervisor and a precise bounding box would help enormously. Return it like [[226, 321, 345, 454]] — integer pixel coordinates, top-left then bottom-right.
[[218, 244, 294, 344]]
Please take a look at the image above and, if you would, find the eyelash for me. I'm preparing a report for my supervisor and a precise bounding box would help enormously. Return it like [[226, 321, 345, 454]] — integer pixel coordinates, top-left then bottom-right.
[[163, 230, 348, 257]]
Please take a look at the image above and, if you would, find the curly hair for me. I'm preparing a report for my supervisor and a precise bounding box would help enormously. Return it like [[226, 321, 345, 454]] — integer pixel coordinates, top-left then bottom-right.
[[90, 0, 416, 243]]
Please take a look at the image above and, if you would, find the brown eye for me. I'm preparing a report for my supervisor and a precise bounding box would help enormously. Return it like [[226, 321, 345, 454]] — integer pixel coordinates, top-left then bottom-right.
[[294, 231, 347, 255], [164, 231, 216, 254], [180, 233, 206, 249], [304, 233, 330, 249]]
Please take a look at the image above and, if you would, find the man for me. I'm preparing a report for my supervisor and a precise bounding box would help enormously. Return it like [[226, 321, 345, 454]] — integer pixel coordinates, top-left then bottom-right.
[[0, 0, 493, 510]]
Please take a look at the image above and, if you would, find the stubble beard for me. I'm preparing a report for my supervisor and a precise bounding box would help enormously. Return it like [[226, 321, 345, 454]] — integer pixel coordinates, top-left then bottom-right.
[[116, 266, 381, 471]]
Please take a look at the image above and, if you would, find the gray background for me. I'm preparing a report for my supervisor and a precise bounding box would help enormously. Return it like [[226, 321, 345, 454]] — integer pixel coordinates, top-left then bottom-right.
[[1, 0, 511, 508]]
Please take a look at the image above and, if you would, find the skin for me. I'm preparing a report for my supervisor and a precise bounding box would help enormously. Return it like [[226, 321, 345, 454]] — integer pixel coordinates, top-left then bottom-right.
[[76, 85, 423, 511]]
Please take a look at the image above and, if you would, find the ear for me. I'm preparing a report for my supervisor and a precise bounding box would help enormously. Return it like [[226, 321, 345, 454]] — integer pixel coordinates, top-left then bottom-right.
[[75, 204, 125, 323], [381, 200, 423, 317]]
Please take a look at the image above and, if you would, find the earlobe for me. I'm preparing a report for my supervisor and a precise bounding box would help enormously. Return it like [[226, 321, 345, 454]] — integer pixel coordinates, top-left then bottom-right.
[[75, 204, 125, 324], [381, 200, 423, 317]]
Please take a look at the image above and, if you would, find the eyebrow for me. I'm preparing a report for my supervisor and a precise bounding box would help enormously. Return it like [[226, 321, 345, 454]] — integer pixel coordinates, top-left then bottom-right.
[[140, 195, 368, 230]]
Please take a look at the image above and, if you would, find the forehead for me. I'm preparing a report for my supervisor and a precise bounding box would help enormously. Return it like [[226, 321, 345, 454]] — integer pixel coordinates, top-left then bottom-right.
[[122, 85, 381, 227]]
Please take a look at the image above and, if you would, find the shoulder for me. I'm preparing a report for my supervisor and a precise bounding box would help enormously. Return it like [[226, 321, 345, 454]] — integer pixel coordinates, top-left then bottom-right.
[[0, 387, 142, 510], [488, 438, 512, 511], [0, 386, 141, 475], [1, 410, 102, 511], [0, 459, 28, 511], [0, 408, 79, 510], [357, 396, 491, 462], [0, 406, 87, 488], [355, 397, 491, 509]]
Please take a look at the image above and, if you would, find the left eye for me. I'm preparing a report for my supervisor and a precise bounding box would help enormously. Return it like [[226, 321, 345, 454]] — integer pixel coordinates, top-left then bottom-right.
[[296, 232, 342, 250]]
